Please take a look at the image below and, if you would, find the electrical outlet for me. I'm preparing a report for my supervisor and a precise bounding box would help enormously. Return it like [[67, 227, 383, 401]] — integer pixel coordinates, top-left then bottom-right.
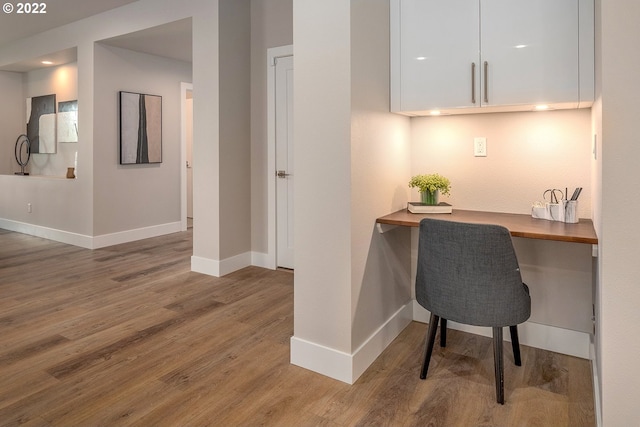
[[474, 137, 487, 157], [27, 203, 32, 213]]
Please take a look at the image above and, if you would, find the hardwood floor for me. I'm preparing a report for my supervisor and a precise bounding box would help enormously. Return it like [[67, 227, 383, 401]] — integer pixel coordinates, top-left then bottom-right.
[[0, 228, 595, 426]]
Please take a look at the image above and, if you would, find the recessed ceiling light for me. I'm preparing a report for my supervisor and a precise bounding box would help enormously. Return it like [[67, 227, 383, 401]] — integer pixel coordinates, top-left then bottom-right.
[[416, 56, 427, 61], [430, 110, 441, 116], [534, 105, 549, 111], [514, 44, 527, 49]]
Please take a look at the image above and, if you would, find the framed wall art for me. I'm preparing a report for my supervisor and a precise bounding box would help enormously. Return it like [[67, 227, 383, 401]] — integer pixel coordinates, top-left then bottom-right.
[[57, 100, 78, 143], [27, 94, 57, 154], [119, 91, 162, 165]]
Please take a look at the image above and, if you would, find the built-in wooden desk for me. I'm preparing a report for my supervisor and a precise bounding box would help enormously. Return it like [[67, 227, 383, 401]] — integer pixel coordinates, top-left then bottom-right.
[[376, 209, 598, 245], [376, 208, 598, 359]]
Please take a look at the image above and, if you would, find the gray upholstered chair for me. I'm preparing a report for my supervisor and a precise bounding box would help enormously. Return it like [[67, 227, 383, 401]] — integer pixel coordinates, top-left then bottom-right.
[[416, 218, 531, 404]]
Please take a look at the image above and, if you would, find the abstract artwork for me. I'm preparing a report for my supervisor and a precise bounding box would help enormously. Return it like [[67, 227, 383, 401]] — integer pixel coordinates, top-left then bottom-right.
[[57, 100, 78, 143], [119, 91, 162, 164], [26, 94, 57, 154]]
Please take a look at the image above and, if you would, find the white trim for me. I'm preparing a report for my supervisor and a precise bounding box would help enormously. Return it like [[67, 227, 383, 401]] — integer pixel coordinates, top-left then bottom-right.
[[291, 336, 353, 384], [266, 45, 293, 271], [191, 255, 220, 277], [191, 251, 252, 278], [0, 218, 181, 250], [290, 301, 413, 384], [0, 218, 93, 248], [389, 0, 401, 112], [92, 222, 182, 249], [251, 251, 272, 269], [180, 82, 193, 232], [219, 252, 252, 276], [412, 300, 591, 359], [352, 302, 413, 381], [591, 341, 603, 427]]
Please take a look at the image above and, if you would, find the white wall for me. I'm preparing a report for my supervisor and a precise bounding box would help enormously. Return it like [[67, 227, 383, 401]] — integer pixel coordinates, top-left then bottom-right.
[[291, 0, 413, 384], [598, 1, 640, 425], [0, 71, 24, 175], [410, 110, 592, 217], [292, 0, 354, 359], [250, 0, 293, 255], [219, 0, 251, 260], [350, 0, 412, 356], [93, 44, 191, 236], [191, 0, 253, 276], [0, 0, 220, 251]]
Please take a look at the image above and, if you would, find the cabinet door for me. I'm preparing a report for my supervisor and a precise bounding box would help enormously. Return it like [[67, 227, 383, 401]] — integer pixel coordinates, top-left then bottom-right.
[[481, 0, 579, 107], [398, 0, 480, 112]]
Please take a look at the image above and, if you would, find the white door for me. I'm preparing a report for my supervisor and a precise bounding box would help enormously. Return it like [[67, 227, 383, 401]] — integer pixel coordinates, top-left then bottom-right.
[[275, 56, 294, 269], [186, 90, 194, 219]]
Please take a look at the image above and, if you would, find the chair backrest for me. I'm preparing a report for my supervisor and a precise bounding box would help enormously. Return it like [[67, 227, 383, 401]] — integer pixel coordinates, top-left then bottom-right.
[[416, 218, 531, 327]]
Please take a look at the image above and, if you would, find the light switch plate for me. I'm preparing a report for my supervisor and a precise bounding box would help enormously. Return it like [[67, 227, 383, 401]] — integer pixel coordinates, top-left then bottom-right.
[[474, 137, 487, 157]]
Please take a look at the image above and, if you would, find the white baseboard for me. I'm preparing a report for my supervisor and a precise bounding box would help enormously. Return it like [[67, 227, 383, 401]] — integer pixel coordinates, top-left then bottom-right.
[[0, 218, 93, 248], [352, 302, 414, 381], [0, 219, 182, 250], [412, 300, 591, 359], [591, 341, 603, 427], [290, 301, 413, 384], [191, 251, 253, 277], [290, 337, 354, 384], [251, 251, 276, 270], [92, 222, 182, 249]]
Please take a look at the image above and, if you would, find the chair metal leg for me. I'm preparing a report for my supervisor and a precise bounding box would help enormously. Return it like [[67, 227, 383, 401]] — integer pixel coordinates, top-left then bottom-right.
[[421, 313, 440, 379], [440, 318, 447, 347], [509, 325, 522, 366], [492, 327, 505, 405]]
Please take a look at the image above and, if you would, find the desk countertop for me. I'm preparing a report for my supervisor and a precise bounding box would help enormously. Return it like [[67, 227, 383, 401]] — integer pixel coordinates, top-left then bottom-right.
[[376, 209, 598, 244]]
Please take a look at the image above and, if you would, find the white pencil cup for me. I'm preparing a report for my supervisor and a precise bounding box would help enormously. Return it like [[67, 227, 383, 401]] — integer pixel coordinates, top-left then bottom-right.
[[564, 200, 578, 223]]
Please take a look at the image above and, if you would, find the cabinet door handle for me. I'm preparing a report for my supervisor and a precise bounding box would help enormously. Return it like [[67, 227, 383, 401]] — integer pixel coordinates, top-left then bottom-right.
[[471, 62, 476, 104], [484, 61, 489, 103]]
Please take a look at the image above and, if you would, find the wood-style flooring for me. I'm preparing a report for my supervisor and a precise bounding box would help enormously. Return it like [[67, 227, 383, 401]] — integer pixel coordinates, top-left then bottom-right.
[[0, 228, 595, 426]]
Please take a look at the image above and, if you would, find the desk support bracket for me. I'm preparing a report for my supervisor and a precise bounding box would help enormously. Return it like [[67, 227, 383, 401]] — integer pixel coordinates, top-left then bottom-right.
[[376, 223, 398, 234]]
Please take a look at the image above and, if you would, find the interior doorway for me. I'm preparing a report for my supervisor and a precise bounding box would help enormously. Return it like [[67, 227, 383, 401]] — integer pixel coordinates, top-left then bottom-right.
[[181, 82, 194, 231], [275, 55, 294, 269], [267, 45, 294, 270]]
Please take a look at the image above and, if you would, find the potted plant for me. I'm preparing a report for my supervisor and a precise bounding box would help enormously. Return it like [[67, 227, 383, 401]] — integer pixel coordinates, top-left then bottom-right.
[[408, 173, 451, 205]]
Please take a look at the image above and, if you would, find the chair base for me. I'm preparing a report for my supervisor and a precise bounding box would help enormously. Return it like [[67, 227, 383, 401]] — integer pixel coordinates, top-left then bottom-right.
[[420, 314, 523, 405]]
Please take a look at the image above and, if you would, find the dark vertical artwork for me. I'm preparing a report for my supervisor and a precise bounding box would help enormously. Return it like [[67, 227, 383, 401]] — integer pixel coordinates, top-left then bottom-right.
[[119, 91, 162, 165], [27, 94, 57, 154], [137, 94, 148, 163]]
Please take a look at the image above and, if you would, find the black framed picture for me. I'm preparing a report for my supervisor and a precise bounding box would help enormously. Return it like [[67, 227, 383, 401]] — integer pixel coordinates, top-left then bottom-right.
[[119, 91, 162, 164]]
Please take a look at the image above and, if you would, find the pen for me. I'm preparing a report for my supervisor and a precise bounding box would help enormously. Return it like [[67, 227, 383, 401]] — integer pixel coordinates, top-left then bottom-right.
[[571, 187, 579, 200], [574, 187, 582, 200]]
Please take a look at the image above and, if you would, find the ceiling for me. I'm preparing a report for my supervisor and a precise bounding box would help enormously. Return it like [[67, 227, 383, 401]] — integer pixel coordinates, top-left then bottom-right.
[[0, 0, 192, 72], [99, 18, 192, 64], [0, 0, 140, 48]]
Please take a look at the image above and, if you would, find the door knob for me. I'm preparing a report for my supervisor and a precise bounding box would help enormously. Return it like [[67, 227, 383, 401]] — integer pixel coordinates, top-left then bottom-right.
[[276, 170, 291, 178]]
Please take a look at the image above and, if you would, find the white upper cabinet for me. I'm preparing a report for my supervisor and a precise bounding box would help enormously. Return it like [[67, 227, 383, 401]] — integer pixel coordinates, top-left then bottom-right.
[[390, 0, 594, 116], [396, 0, 480, 112]]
